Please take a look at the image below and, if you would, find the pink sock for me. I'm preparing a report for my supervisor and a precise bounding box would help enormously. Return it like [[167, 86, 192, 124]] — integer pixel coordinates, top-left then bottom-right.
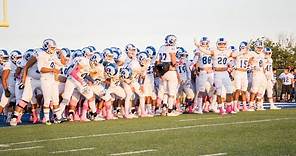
[[102, 106, 106, 117], [81, 101, 88, 119], [105, 101, 113, 120]]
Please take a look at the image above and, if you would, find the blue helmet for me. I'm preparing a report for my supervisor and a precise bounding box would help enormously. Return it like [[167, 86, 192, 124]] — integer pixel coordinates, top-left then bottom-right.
[[103, 48, 113, 60], [200, 36, 210, 45], [0, 49, 9, 62], [88, 46, 96, 52], [61, 48, 71, 58], [216, 37, 227, 44], [82, 47, 94, 57], [165, 34, 177, 46], [255, 40, 264, 48], [120, 67, 133, 79], [145, 46, 156, 58], [176, 47, 188, 59], [229, 46, 237, 52], [71, 49, 84, 59], [125, 44, 136, 53], [110, 47, 122, 60], [264, 47, 272, 54], [10, 50, 22, 64], [90, 53, 103, 66], [23, 49, 35, 61], [239, 41, 248, 51], [105, 63, 118, 77], [137, 51, 150, 66], [42, 38, 56, 51]]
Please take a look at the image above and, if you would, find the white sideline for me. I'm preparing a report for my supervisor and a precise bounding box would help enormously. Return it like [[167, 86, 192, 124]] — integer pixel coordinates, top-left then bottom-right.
[[179, 116, 232, 122], [199, 152, 227, 156], [49, 147, 95, 154], [0, 146, 43, 152], [110, 149, 157, 156], [5, 117, 295, 146]]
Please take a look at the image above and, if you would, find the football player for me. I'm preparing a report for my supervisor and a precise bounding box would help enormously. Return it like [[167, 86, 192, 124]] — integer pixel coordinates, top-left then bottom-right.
[[196, 38, 236, 115], [249, 40, 267, 111], [263, 48, 280, 109], [37, 39, 67, 125], [0, 50, 22, 123], [156, 35, 180, 116], [233, 42, 253, 112], [193, 37, 214, 114], [176, 47, 194, 112], [143, 46, 158, 115]]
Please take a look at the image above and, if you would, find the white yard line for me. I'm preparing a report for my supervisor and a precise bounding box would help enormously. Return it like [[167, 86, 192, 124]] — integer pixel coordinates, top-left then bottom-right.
[[199, 152, 227, 156], [110, 149, 157, 156], [0, 144, 10, 147], [0, 146, 43, 152], [5, 117, 294, 146], [179, 116, 232, 122], [49, 147, 95, 154]]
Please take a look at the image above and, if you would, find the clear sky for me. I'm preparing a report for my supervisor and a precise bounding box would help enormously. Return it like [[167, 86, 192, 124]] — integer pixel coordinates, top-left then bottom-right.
[[1, 0, 296, 56]]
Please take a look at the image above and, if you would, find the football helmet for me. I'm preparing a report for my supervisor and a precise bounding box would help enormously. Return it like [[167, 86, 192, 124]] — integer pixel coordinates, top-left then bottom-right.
[[71, 49, 84, 59], [264, 47, 272, 54], [125, 44, 136, 53], [137, 51, 150, 66], [229, 45, 237, 52], [176, 47, 188, 59], [82, 47, 94, 58], [103, 48, 114, 61], [110, 47, 122, 60], [42, 38, 56, 53], [10, 50, 22, 64], [0, 49, 9, 63], [60, 48, 71, 58], [216, 37, 227, 45], [104, 63, 118, 77], [200, 36, 210, 45], [255, 40, 264, 48], [120, 67, 132, 79], [90, 53, 103, 66], [165, 34, 177, 46], [23, 49, 35, 61], [88, 46, 96, 52], [145, 46, 156, 59], [239, 41, 248, 51]]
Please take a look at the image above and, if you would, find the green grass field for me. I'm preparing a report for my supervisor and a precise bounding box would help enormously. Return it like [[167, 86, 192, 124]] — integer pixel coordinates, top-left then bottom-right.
[[0, 109, 296, 156]]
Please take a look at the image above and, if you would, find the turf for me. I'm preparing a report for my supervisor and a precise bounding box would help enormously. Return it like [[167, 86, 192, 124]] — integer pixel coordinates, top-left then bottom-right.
[[0, 109, 296, 156]]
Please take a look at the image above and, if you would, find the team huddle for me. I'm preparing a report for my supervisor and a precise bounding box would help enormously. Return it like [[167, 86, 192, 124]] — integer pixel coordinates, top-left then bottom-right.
[[0, 35, 281, 126]]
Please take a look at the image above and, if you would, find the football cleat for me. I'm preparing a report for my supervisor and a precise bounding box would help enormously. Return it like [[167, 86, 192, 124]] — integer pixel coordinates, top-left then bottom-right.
[[10, 118, 17, 126], [45, 120, 52, 125], [219, 107, 226, 115], [270, 104, 281, 110]]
